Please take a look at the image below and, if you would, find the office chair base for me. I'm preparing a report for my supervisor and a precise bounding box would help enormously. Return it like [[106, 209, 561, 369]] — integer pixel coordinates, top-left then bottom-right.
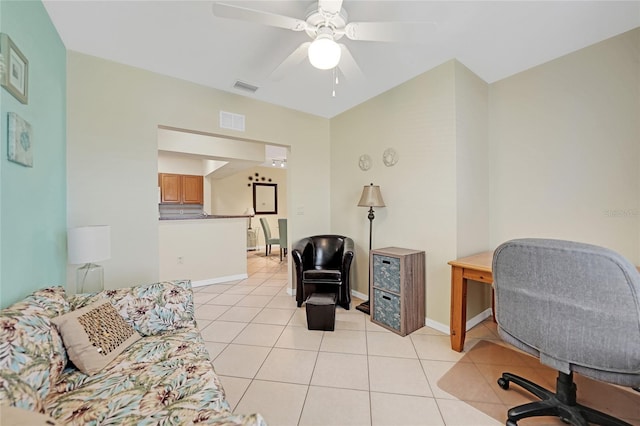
[[498, 372, 632, 426]]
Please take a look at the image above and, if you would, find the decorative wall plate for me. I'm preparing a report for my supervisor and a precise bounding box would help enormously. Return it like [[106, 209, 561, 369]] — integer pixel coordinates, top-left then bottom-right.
[[383, 148, 398, 167], [358, 154, 372, 171]]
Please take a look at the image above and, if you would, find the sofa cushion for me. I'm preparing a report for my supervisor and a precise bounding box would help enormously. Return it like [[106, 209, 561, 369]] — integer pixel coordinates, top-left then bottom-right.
[[0, 372, 45, 413], [69, 280, 195, 336], [45, 326, 265, 425], [0, 287, 70, 402], [51, 300, 142, 375], [303, 269, 342, 282]]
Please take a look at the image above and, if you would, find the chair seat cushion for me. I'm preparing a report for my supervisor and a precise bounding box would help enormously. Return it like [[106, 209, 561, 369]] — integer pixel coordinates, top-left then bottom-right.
[[302, 269, 341, 283]]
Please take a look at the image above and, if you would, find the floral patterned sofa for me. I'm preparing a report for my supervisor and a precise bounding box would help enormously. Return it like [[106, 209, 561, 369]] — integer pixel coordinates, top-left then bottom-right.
[[0, 281, 266, 425]]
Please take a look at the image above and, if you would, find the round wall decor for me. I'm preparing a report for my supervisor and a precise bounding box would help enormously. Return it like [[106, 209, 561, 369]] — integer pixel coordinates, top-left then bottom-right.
[[382, 148, 399, 167], [358, 154, 372, 171]]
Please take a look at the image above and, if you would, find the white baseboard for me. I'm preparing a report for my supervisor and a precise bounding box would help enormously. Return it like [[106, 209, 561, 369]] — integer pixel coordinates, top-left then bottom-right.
[[301, 289, 493, 336], [287, 287, 295, 296], [425, 308, 493, 335], [351, 289, 368, 300], [191, 274, 248, 287]]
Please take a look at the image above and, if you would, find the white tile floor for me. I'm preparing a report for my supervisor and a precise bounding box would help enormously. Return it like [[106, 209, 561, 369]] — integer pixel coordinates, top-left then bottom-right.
[[193, 252, 639, 426]]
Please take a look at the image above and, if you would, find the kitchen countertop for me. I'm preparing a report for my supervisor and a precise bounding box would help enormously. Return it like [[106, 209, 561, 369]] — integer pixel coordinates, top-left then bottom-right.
[[159, 215, 251, 221]]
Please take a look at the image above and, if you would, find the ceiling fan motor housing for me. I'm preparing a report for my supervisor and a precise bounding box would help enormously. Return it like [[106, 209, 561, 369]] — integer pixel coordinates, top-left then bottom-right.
[[304, 3, 348, 41]]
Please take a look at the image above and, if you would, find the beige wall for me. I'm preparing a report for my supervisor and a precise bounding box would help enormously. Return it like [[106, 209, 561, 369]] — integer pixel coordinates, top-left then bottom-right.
[[210, 164, 288, 248], [67, 52, 328, 290], [211, 165, 287, 216], [157, 152, 205, 176], [67, 28, 639, 329], [330, 60, 491, 327], [159, 218, 247, 284], [331, 61, 459, 326], [455, 62, 492, 317], [489, 28, 640, 264]]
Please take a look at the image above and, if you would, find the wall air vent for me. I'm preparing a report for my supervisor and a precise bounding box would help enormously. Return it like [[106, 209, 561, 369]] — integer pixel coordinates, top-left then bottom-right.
[[219, 111, 246, 132], [233, 80, 259, 93]]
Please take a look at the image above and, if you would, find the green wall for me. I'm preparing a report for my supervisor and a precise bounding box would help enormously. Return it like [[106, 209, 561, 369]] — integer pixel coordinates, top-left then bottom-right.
[[0, 1, 66, 308]]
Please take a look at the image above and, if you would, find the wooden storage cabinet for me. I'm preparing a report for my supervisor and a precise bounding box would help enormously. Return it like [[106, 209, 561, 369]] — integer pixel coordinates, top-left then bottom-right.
[[158, 173, 203, 205], [370, 247, 425, 336]]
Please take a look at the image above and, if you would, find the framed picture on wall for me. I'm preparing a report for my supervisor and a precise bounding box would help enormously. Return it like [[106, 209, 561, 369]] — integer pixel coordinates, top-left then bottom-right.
[[253, 183, 278, 214], [0, 33, 29, 104], [7, 112, 33, 167]]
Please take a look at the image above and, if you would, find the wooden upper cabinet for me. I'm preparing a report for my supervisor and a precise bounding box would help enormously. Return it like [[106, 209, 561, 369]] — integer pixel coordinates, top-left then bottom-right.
[[159, 173, 203, 204], [159, 174, 181, 203], [182, 175, 204, 204]]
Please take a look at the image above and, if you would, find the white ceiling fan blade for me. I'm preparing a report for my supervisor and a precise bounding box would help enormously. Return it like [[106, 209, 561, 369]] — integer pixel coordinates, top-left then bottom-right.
[[212, 3, 307, 31], [343, 21, 436, 42], [337, 44, 362, 81], [318, 0, 344, 16], [270, 42, 311, 81]]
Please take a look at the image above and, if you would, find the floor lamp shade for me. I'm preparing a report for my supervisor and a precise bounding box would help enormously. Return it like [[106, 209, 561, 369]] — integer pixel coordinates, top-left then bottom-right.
[[356, 183, 385, 314], [358, 184, 386, 208], [68, 225, 111, 293]]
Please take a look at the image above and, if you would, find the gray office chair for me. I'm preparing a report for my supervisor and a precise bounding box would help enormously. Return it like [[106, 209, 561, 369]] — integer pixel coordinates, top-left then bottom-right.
[[492, 238, 640, 426], [259, 217, 280, 257], [277, 218, 287, 261]]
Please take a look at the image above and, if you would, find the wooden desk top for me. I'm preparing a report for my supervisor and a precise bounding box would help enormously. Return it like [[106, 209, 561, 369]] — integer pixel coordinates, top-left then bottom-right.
[[447, 251, 494, 272], [448, 250, 640, 274]]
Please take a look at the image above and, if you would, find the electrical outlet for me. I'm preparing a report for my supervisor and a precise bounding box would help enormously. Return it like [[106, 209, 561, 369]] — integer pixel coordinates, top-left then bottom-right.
[[177, 256, 183, 264]]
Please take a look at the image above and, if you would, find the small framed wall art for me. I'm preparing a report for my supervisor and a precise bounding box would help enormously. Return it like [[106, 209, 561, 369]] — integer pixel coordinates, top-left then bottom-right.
[[0, 33, 29, 104], [7, 112, 33, 167]]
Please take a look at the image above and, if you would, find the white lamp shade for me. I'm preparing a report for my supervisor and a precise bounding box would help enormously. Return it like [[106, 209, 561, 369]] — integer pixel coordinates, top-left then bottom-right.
[[68, 225, 111, 265], [308, 35, 341, 70]]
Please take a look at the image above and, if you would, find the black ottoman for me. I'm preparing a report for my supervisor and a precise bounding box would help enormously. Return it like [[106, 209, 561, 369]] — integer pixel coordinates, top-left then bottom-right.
[[305, 293, 337, 331]]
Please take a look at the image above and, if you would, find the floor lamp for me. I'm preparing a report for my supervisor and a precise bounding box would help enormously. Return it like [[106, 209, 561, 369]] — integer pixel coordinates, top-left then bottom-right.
[[355, 183, 385, 314]]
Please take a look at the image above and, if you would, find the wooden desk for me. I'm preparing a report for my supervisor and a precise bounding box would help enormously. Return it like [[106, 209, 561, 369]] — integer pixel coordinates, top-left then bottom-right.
[[448, 251, 640, 352], [448, 251, 494, 352]]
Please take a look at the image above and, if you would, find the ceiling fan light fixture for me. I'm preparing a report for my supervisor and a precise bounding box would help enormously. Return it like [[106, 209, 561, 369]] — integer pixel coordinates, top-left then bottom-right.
[[308, 34, 341, 70]]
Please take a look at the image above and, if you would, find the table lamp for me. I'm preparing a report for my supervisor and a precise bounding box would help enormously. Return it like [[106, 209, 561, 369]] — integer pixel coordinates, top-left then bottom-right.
[[68, 225, 111, 293], [356, 183, 386, 314], [244, 207, 256, 229]]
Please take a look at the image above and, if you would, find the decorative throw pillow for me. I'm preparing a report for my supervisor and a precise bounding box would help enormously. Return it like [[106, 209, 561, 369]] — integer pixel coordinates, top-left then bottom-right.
[[51, 300, 141, 375]]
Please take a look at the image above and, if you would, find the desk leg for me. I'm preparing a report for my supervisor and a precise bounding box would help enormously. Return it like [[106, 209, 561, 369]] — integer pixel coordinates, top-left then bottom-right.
[[450, 266, 467, 352]]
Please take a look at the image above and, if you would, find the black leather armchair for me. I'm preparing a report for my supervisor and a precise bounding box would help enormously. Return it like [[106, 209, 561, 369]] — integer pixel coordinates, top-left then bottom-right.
[[292, 235, 354, 310]]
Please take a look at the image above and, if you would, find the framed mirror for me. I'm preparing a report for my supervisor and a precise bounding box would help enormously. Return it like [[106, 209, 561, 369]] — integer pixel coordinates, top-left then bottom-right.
[[253, 183, 278, 215]]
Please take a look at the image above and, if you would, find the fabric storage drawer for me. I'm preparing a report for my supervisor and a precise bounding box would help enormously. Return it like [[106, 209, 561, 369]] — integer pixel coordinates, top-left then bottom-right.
[[372, 288, 400, 331], [373, 255, 401, 293]]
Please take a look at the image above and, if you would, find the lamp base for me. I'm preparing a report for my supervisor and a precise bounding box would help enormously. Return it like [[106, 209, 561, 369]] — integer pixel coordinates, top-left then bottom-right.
[[355, 300, 370, 315], [76, 263, 104, 294]]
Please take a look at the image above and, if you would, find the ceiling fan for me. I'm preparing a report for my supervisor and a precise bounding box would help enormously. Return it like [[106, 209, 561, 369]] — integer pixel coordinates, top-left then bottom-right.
[[212, 0, 432, 81]]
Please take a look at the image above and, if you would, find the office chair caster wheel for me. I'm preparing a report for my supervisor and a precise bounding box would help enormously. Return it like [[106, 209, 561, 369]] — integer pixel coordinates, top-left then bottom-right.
[[498, 377, 510, 390], [506, 420, 518, 426]]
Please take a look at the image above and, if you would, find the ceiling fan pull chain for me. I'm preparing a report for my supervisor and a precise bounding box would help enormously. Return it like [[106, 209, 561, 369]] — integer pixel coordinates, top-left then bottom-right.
[[332, 68, 337, 97]]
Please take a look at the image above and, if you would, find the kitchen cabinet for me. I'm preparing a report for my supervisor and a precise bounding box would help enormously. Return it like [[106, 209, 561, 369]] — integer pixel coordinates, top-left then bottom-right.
[[370, 247, 425, 336], [158, 173, 203, 205]]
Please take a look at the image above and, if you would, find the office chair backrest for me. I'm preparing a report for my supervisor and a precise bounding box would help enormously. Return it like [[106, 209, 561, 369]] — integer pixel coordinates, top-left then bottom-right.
[[493, 238, 640, 378]]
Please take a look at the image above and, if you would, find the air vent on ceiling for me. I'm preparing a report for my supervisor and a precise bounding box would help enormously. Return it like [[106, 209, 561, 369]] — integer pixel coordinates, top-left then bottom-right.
[[219, 111, 245, 132], [233, 80, 259, 93]]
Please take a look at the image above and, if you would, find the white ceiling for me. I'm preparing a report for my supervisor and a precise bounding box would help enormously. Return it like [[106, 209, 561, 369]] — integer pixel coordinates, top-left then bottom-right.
[[43, 1, 640, 118]]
